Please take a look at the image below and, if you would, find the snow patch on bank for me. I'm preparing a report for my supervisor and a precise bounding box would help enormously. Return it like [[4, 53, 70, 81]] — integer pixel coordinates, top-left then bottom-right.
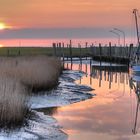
[[0, 111, 67, 140], [30, 70, 94, 109], [0, 70, 94, 140]]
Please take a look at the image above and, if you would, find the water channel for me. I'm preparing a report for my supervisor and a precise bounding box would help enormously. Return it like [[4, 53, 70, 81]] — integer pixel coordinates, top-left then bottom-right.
[[50, 60, 140, 140]]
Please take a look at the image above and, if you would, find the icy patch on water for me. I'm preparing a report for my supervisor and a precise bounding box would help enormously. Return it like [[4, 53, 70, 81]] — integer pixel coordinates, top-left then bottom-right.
[[0, 111, 67, 140], [30, 70, 94, 109]]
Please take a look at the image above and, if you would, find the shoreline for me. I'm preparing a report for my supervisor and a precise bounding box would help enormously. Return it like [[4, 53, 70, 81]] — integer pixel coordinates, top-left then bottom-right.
[[0, 67, 94, 139]]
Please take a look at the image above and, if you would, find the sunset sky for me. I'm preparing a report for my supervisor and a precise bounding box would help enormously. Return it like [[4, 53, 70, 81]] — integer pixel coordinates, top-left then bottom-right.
[[0, 0, 140, 45]]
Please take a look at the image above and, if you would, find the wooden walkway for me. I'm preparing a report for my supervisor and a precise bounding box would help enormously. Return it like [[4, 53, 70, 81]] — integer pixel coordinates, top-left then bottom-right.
[[52, 41, 137, 65]]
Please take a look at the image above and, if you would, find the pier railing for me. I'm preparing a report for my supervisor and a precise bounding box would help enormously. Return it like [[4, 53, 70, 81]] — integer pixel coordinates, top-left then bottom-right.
[[90, 44, 136, 58], [52, 41, 137, 64]]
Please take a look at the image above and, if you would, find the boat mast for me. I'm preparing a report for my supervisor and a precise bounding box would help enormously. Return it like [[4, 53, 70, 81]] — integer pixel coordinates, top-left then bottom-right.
[[133, 9, 140, 46]]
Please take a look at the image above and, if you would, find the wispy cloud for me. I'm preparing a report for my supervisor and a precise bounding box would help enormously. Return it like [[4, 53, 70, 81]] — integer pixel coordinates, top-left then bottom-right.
[[0, 27, 131, 39]]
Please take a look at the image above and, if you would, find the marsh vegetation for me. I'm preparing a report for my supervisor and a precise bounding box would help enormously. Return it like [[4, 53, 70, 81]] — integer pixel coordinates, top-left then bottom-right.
[[0, 55, 62, 128]]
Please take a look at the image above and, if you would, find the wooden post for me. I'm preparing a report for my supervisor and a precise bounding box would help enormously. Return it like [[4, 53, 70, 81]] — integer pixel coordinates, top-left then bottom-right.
[[126, 46, 129, 58], [59, 42, 62, 58], [129, 43, 133, 61], [69, 40, 72, 64], [85, 64, 87, 76], [56, 43, 59, 57], [79, 43, 82, 65], [62, 42, 65, 62], [109, 72, 112, 89], [99, 70, 102, 87], [90, 61, 92, 85], [90, 43, 94, 56], [52, 43, 56, 56], [67, 44, 69, 61], [99, 43, 102, 62], [85, 42, 88, 60], [109, 42, 112, 61]]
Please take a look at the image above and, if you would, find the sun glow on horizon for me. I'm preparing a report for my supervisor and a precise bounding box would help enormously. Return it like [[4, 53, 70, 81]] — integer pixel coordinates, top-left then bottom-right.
[[0, 44, 4, 47], [0, 23, 12, 30]]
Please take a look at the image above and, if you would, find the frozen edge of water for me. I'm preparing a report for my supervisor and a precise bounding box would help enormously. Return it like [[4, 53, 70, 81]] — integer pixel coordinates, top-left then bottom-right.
[[30, 70, 94, 109], [0, 111, 68, 140], [0, 70, 94, 140]]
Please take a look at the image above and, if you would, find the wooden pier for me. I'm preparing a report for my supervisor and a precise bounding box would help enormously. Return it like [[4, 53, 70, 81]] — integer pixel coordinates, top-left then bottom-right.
[[52, 41, 137, 65], [90, 43, 136, 64]]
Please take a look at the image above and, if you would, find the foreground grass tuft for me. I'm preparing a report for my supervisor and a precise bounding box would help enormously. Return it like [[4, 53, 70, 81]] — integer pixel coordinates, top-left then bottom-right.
[[0, 55, 62, 128], [0, 76, 30, 128]]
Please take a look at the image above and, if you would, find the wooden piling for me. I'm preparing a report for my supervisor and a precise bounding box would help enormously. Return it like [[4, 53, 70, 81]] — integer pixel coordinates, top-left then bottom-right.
[[129, 43, 133, 60], [56, 43, 59, 57], [52, 43, 57, 56], [62, 42, 65, 62], [58, 42, 62, 58], [85, 42, 88, 60], [79, 43, 82, 65], [69, 40, 72, 64], [99, 43, 102, 63], [109, 42, 112, 60]]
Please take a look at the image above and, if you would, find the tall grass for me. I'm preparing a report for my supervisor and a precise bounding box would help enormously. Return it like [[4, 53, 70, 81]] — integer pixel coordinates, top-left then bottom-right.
[[17, 56, 62, 91], [0, 55, 62, 128], [0, 76, 29, 128], [0, 55, 62, 91]]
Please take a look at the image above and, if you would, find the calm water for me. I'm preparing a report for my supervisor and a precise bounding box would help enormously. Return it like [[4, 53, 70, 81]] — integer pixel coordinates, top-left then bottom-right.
[[52, 62, 140, 140]]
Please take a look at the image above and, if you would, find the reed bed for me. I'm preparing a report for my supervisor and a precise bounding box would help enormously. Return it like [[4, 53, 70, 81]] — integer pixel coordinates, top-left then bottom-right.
[[0, 55, 62, 128], [0, 55, 62, 91], [0, 76, 29, 128]]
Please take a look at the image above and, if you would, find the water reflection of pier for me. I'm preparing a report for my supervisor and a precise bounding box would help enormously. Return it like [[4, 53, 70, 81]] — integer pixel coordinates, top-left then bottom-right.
[[64, 60, 129, 90], [64, 60, 140, 136], [91, 65, 128, 89]]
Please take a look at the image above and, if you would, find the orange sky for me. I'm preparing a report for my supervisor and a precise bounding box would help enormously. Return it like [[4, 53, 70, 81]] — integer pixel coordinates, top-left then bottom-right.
[[0, 0, 140, 28], [0, 0, 140, 46]]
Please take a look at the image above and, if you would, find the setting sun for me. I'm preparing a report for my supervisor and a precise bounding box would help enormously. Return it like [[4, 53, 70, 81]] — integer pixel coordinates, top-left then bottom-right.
[[0, 23, 6, 30], [0, 23, 11, 30], [0, 44, 4, 47]]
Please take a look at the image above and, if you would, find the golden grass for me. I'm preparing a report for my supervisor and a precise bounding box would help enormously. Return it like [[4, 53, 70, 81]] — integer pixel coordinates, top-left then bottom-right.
[[0, 76, 29, 127], [0, 55, 62, 91], [0, 55, 62, 128]]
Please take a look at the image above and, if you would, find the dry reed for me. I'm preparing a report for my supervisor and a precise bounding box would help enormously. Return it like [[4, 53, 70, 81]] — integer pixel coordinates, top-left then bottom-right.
[[0, 55, 62, 128], [0, 55, 62, 91], [0, 76, 29, 128]]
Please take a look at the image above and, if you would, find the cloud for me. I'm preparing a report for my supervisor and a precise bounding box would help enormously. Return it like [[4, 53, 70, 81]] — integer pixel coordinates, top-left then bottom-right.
[[0, 27, 131, 39], [0, 28, 108, 39]]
